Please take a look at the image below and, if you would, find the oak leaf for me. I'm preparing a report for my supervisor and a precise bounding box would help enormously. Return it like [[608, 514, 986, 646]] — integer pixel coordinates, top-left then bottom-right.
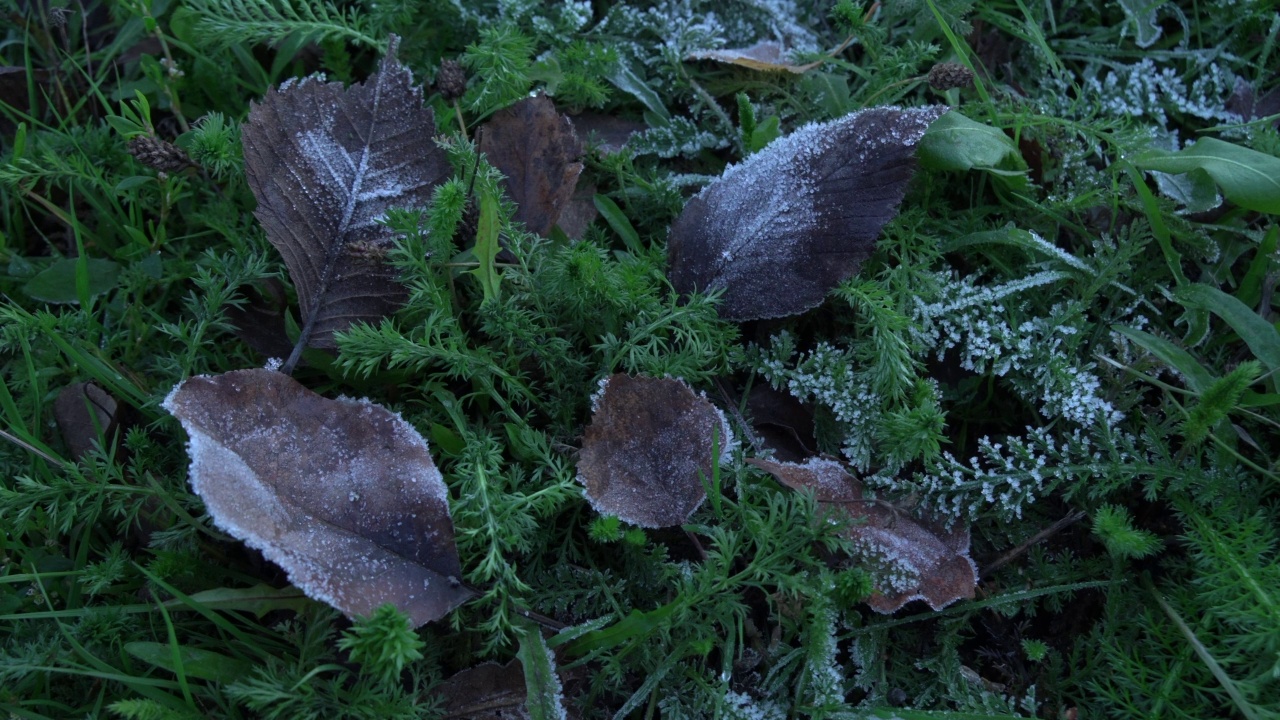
[[163, 368, 471, 627], [667, 105, 946, 321]]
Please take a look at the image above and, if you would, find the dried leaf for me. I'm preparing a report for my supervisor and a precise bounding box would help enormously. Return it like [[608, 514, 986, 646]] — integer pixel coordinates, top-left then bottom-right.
[[479, 94, 585, 237], [54, 382, 122, 462], [570, 113, 646, 156], [688, 41, 822, 74], [241, 39, 450, 352], [440, 660, 529, 720], [225, 278, 295, 360], [667, 105, 947, 321], [749, 457, 977, 613], [163, 368, 472, 627], [577, 375, 734, 528], [746, 384, 815, 462]]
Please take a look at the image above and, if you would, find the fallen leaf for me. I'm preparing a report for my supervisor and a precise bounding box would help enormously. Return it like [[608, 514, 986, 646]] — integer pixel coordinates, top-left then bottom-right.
[[577, 375, 734, 528], [570, 113, 646, 156], [667, 105, 947, 321], [439, 660, 528, 719], [749, 456, 977, 612], [688, 40, 822, 74], [479, 94, 585, 237], [225, 278, 295, 360], [241, 38, 450, 354], [746, 384, 815, 462], [163, 368, 472, 627], [54, 382, 122, 462]]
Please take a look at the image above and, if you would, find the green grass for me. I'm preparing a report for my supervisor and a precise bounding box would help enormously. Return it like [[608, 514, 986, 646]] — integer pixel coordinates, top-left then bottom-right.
[[2, 0, 1280, 717]]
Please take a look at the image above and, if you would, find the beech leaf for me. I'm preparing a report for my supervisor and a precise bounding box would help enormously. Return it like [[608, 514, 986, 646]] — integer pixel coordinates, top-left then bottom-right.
[[749, 457, 977, 613], [163, 368, 472, 627], [479, 94, 585, 237], [577, 375, 734, 528], [241, 39, 450, 359], [667, 105, 946, 321]]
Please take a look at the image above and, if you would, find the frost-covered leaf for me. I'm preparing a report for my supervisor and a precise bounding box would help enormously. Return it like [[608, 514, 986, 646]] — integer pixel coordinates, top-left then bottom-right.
[[516, 621, 568, 720], [577, 375, 734, 528], [1118, 0, 1165, 49], [163, 368, 472, 627], [688, 40, 822, 74], [479, 94, 584, 237], [667, 105, 946, 321], [749, 457, 977, 612], [241, 38, 450, 354]]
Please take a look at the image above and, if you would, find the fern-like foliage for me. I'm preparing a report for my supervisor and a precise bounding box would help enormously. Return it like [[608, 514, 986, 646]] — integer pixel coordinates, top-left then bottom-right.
[[185, 0, 384, 50]]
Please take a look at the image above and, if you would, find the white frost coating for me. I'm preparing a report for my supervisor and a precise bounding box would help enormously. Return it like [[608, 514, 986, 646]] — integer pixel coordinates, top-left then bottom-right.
[[330, 395, 447, 504], [264, 357, 284, 372], [588, 374, 612, 413]]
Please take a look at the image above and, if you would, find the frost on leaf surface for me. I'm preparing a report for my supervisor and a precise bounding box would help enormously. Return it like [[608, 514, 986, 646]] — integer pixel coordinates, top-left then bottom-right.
[[667, 105, 947, 321], [241, 38, 449, 350], [749, 457, 976, 612], [577, 374, 734, 528], [163, 368, 471, 627]]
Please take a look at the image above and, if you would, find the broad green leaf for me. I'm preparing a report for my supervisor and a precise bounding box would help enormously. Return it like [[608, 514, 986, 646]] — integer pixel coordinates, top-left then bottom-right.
[[516, 621, 566, 720], [606, 58, 669, 123], [918, 111, 1027, 182], [1112, 325, 1214, 393], [1151, 168, 1220, 213], [1238, 226, 1277, 308], [1175, 283, 1280, 390], [1118, 0, 1165, 48], [469, 187, 503, 304], [748, 114, 781, 153], [558, 600, 680, 656], [125, 642, 252, 683], [593, 194, 642, 254], [182, 584, 311, 618], [1134, 138, 1280, 214], [22, 258, 120, 304]]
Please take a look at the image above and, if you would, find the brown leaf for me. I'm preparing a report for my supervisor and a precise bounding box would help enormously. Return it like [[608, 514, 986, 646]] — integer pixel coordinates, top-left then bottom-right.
[[226, 278, 295, 360], [54, 382, 122, 462], [749, 457, 977, 613], [479, 94, 584, 237], [241, 38, 450, 353], [439, 660, 529, 720], [570, 113, 646, 156], [746, 384, 815, 462], [163, 368, 472, 627], [577, 375, 734, 528], [688, 41, 823, 74], [667, 106, 946, 321]]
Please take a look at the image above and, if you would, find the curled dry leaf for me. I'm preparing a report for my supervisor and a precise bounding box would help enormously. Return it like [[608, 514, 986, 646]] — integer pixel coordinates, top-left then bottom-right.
[[164, 368, 472, 627], [241, 39, 450, 356], [479, 94, 585, 237], [439, 660, 529, 719], [577, 375, 734, 528], [667, 105, 947, 321], [749, 456, 977, 613], [688, 40, 823, 74]]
